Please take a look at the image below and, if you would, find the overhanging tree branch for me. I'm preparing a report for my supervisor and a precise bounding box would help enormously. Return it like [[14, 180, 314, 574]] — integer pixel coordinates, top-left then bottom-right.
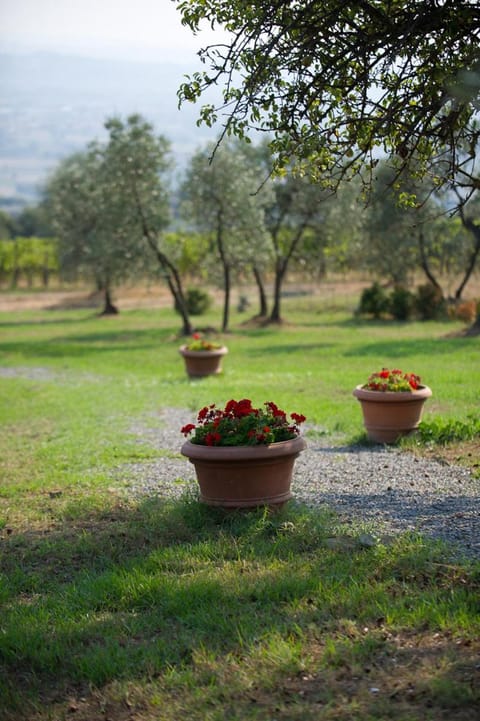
[[177, 0, 480, 207]]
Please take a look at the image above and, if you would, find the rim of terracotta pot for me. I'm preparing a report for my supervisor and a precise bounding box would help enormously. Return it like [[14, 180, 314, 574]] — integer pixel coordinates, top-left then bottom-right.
[[352, 384, 432, 401], [181, 435, 306, 461], [179, 345, 228, 357]]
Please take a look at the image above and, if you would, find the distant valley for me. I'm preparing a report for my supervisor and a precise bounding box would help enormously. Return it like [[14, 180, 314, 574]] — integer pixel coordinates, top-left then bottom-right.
[[0, 52, 221, 213]]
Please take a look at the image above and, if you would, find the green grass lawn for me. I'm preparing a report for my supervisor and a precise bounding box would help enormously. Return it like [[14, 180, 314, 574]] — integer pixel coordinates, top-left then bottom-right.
[[0, 292, 479, 720]]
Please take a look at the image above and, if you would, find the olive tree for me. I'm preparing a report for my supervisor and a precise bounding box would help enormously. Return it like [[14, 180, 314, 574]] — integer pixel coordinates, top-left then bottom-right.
[[264, 173, 338, 322], [360, 162, 426, 285], [45, 114, 193, 330], [456, 196, 480, 315], [45, 149, 127, 314], [236, 139, 344, 322], [101, 116, 193, 333], [181, 140, 273, 331]]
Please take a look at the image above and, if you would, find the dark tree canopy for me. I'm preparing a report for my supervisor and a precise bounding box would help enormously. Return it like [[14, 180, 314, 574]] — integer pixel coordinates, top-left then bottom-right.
[[177, 0, 480, 207]]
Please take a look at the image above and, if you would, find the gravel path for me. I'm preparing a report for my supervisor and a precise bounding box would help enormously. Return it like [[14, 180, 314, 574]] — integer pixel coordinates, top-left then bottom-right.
[[120, 408, 480, 560]]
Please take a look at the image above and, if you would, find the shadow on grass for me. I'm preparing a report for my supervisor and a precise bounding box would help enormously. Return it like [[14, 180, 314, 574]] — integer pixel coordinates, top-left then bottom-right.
[[241, 342, 336, 355], [1, 495, 479, 718], [0, 315, 96, 329], [0, 327, 175, 359], [343, 336, 475, 359]]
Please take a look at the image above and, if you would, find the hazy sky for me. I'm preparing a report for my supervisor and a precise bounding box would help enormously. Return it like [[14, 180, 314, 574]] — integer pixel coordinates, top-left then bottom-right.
[[0, 0, 224, 62]]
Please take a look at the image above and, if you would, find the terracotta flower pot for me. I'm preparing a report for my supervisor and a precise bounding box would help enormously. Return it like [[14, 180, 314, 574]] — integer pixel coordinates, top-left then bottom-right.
[[353, 384, 432, 443], [181, 435, 307, 507], [179, 345, 228, 378]]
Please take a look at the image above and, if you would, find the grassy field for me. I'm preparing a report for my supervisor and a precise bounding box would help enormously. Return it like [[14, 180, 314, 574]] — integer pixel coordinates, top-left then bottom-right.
[[1, 289, 479, 720]]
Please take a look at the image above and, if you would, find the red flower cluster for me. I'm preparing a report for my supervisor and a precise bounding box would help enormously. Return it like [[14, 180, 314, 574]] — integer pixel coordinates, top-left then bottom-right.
[[224, 398, 255, 417], [363, 368, 422, 392], [181, 398, 306, 446]]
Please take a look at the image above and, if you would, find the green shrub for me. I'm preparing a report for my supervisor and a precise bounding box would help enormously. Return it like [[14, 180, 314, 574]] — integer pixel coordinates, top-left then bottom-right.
[[415, 283, 446, 320], [357, 282, 390, 318], [176, 288, 213, 316], [389, 285, 415, 321]]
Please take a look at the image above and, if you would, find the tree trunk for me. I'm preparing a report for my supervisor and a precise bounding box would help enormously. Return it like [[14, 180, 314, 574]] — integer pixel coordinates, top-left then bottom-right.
[[222, 262, 231, 332], [252, 264, 268, 317], [455, 215, 480, 301], [132, 180, 193, 335], [142, 232, 192, 335], [418, 232, 443, 293], [215, 215, 231, 332], [165, 257, 193, 335], [101, 286, 119, 315], [269, 260, 286, 323], [268, 221, 309, 324], [149, 241, 193, 335], [464, 304, 480, 336], [471, 314, 480, 330]]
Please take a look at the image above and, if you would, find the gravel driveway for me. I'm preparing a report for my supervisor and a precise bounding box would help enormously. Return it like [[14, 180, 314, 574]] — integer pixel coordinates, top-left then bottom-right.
[[122, 408, 480, 561]]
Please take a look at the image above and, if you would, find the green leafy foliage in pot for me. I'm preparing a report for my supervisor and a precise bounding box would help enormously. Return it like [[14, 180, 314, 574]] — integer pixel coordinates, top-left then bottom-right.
[[185, 332, 223, 351], [181, 398, 306, 446]]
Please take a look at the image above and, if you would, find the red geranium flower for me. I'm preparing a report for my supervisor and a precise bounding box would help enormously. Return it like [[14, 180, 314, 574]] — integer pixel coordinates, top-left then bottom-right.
[[181, 399, 306, 446], [197, 406, 209, 421], [181, 423, 196, 436], [234, 399, 255, 417]]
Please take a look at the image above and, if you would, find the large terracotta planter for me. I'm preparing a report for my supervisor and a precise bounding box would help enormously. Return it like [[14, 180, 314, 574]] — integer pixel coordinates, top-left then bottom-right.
[[353, 384, 432, 443], [181, 435, 307, 507], [179, 345, 228, 378]]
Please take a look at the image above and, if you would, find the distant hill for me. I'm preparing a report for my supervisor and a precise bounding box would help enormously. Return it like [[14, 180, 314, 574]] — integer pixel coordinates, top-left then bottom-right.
[[0, 52, 221, 213]]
